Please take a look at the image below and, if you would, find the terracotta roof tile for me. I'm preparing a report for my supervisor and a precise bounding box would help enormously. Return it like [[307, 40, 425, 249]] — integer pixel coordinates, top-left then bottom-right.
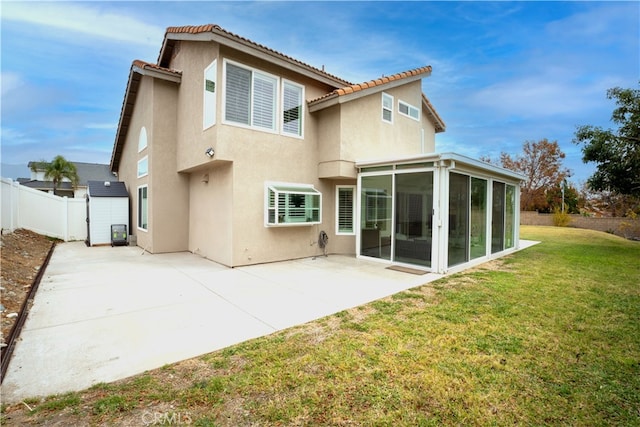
[[309, 65, 433, 104], [162, 24, 350, 86], [132, 59, 181, 75]]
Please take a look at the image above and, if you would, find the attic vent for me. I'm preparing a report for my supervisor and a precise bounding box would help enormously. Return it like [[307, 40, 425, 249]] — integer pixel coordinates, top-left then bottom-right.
[[104, 181, 111, 187]]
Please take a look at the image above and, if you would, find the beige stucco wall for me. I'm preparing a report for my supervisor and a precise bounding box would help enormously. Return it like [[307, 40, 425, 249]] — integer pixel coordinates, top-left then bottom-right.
[[116, 76, 154, 251], [149, 79, 189, 253], [188, 162, 233, 266], [117, 38, 440, 266]]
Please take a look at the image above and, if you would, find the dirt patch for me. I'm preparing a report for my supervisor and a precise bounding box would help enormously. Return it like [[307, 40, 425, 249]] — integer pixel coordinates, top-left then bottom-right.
[[1, 229, 54, 347]]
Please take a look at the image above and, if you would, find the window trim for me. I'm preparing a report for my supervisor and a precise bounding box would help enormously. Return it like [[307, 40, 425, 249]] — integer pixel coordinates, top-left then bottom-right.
[[281, 79, 304, 139], [336, 185, 356, 235], [137, 185, 148, 232], [138, 127, 147, 152], [265, 182, 322, 227], [222, 59, 280, 134], [203, 59, 217, 130], [398, 100, 420, 121], [137, 156, 148, 178], [382, 92, 393, 123]]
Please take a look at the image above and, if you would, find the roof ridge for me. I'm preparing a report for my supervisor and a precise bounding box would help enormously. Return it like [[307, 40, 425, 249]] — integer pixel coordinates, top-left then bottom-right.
[[309, 65, 432, 104], [161, 24, 351, 86]]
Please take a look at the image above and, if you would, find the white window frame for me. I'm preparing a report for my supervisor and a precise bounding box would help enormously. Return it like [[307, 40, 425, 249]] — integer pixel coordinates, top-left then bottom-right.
[[137, 185, 148, 231], [137, 156, 148, 178], [382, 92, 393, 123], [398, 100, 420, 121], [281, 79, 304, 138], [203, 59, 217, 130], [222, 59, 279, 134], [265, 182, 322, 227], [138, 127, 147, 152], [336, 185, 356, 235]]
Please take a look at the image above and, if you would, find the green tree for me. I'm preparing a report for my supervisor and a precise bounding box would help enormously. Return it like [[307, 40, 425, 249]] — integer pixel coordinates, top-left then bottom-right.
[[31, 155, 80, 196], [574, 84, 640, 197], [499, 139, 571, 211]]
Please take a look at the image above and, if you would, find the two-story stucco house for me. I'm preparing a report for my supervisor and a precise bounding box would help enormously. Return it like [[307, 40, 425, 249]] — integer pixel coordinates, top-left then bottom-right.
[[110, 24, 523, 274]]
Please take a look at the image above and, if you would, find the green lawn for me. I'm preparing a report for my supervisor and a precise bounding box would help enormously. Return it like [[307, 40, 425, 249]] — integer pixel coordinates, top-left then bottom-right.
[[3, 226, 639, 426]]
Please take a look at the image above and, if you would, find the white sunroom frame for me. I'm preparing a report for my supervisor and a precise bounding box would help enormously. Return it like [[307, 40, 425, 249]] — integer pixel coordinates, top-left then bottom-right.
[[355, 152, 525, 274]]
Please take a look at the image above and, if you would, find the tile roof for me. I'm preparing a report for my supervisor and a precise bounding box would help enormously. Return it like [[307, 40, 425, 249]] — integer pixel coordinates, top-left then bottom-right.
[[308, 66, 433, 104], [131, 60, 182, 76], [160, 24, 350, 87]]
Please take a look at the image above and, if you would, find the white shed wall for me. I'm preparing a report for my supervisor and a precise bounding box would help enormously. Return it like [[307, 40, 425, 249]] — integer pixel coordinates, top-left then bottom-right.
[[88, 197, 129, 245]]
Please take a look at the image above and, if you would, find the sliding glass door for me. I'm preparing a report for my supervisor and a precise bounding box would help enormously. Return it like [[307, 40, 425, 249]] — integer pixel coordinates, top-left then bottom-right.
[[360, 175, 393, 260], [395, 172, 433, 267], [448, 173, 469, 267], [470, 178, 488, 260]]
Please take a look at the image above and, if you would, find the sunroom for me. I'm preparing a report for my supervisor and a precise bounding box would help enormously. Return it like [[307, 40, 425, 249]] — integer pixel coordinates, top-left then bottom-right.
[[356, 153, 524, 274]]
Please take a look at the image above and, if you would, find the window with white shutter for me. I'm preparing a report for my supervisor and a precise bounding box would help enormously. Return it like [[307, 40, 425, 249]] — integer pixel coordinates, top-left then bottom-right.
[[282, 81, 303, 137], [225, 62, 251, 125], [252, 72, 277, 130], [203, 60, 217, 129], [336, 185, 355, 235], [265, 182, 322, 227]]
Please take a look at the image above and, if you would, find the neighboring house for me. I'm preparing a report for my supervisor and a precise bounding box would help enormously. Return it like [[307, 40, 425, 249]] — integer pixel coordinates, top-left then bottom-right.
[[19, 162, 116, 198], [110, 24, 523, 273]]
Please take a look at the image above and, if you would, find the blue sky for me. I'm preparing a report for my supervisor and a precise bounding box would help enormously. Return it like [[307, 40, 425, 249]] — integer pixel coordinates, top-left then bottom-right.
[[1, 1, 638, 184]]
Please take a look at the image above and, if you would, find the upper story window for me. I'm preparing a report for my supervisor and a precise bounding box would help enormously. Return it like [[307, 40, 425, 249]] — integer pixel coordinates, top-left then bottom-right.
[[382, 93, 393, 123], [203, 60, 217, 129], [138, 127, 147, 152], [399, 100, 420, 121], [137, 156, 148, 178], [223, 60, 304, 137], [224, 61, 277, 132], [282, 81, 304, 137], [265, 182, 321, 227]]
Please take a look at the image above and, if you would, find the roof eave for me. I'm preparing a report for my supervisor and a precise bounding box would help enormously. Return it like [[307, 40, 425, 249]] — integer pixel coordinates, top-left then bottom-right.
[[110, 63, 182, 173], [159, 27, 350, 89], [356, 152, 526, 182], [308, 72, 427, 113]]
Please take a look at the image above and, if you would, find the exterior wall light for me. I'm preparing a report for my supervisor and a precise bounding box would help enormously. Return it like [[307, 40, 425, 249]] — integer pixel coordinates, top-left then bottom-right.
[[205, 147, 215, 158]]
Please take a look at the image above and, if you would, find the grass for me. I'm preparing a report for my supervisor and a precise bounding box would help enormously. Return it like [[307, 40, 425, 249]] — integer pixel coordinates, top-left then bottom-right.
[[2, 226, 639, 426]]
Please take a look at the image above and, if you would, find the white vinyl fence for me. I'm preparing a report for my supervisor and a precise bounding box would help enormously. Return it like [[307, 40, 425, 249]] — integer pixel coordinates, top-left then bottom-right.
[[1, 178, 86, 241]]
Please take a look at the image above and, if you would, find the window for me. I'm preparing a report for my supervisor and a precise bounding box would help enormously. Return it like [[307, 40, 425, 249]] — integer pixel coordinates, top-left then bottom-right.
[[398, 100, 420, 121], [138, 127, 147, 152], [137, 156, 148, 178], [203, 60, 217, 129], [336, 186, 355, 235], [382, 93, 393, 123], [282, 81, 303, 137], [266, 183, 321, 226], [224, 61, 277, 131], [138, 186, 148, 231]]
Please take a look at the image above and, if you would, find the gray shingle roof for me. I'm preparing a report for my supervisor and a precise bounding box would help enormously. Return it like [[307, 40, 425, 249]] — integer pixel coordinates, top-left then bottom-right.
[[87, 181, 129, 197]]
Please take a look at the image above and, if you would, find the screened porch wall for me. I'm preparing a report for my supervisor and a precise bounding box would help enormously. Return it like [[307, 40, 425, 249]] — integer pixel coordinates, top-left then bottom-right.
[[356, 155, 521, 274]]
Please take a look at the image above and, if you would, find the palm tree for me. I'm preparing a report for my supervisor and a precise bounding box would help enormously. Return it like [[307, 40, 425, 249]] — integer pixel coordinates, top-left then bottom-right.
[[32, 155, 80, 196]]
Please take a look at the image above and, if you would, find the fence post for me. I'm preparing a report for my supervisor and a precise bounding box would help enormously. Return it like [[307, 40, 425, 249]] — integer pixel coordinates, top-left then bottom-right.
[[63, 196, 69, 242], [12, 179, 19, 231]]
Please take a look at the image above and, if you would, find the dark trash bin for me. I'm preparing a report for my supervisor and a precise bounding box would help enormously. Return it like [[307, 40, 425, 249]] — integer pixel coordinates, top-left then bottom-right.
[[111, 224, 128, 246]]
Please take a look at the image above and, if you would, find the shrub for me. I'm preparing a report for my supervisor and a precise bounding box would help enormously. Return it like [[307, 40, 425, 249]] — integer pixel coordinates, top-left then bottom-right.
[[552, 208, 571, 227]]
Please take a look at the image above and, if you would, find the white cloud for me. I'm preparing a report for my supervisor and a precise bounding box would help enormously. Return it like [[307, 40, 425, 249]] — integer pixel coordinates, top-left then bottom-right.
[[2, 2, 164, 46]]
